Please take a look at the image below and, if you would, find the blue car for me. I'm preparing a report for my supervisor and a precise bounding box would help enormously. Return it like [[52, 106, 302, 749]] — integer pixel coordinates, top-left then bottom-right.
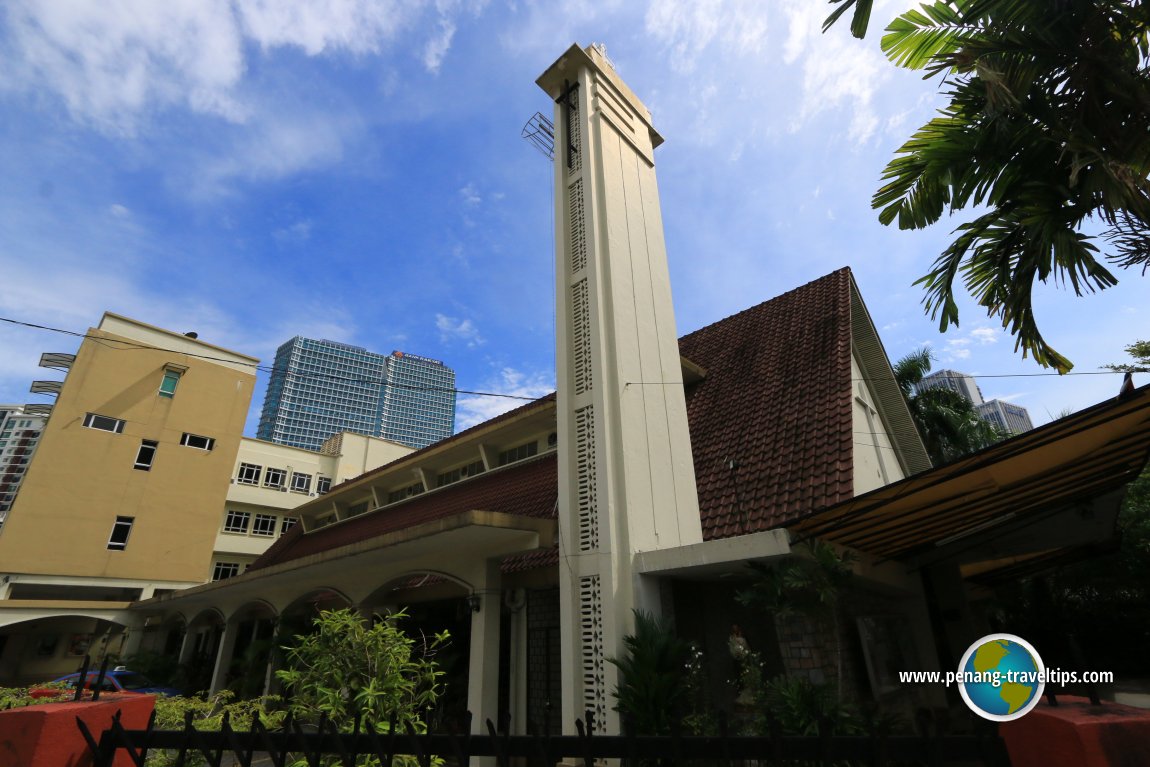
[[51, 668, 182, 696]]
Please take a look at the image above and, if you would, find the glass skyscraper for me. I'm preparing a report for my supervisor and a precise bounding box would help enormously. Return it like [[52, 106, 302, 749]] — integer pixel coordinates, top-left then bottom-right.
[[257, 338, 456, 451]]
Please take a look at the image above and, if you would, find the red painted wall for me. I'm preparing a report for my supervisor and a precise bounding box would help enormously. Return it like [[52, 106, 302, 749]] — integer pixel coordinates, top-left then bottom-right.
[[1001, 696, 1150, 767], [0, 694, 155, 767]]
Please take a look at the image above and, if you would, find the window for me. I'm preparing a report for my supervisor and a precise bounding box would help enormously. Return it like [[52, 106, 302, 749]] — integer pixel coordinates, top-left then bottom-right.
[[347, 501, 369, 517], [223, 510, 250, 533], [84, 413, 125, 434], [498, 441, 538, 466], [263, 467, 286, 489], [290, 472, 312, 493], [133, 439, 158, 470], [437, 459, 485, 488], [236, 463, 262, 485], [212, 562, 241, 581], [180, 433, 215, 451], [386, 482, 424, 504], [107, 516, 134, 550], [280, 517, 298, 535], [316, 476, 331, 495], [252, 514, 277, 536], [158, 371, 181, 398]]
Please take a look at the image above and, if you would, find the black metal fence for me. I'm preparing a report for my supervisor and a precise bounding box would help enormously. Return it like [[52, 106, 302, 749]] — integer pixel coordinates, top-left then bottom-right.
[[76, 710, 1010, 767]]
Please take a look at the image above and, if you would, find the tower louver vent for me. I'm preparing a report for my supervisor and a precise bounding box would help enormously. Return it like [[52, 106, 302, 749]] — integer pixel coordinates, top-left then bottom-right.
[[574, 404, 598, 551]]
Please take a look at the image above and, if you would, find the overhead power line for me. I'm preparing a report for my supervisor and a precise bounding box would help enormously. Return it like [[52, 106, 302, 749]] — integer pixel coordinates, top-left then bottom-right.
[[0, 316, 540, 402]]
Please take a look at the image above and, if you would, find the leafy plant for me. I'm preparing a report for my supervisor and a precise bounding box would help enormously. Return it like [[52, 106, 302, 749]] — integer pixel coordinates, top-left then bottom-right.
[[0, 683, 68, 708], [738, 540, 855, 700], [146, 691, 286, 767], [608, 610, 691, 736], [275, 608, 447, 766], [759, 676, 860, 737]]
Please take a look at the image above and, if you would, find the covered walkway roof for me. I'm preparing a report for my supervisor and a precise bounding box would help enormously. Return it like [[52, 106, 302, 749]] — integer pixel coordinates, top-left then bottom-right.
[[793, 382, 1150, 569]]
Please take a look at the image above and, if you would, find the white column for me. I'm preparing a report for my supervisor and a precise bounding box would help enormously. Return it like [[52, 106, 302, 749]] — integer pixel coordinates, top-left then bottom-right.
[[209, 616, 241, 695], [177, 627, 197, 666], [465, 560, 501, 735]]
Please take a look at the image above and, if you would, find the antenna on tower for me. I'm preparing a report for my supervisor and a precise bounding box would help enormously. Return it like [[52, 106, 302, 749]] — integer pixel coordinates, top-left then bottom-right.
[[521, 111, 555, 160]]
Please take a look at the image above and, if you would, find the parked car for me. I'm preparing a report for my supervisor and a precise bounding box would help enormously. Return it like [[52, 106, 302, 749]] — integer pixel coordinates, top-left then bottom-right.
[[50, 667, 181, 696]]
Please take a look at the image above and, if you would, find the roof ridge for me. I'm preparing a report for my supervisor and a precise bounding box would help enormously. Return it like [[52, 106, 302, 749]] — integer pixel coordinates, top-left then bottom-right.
[[679, 267, 852, 344]]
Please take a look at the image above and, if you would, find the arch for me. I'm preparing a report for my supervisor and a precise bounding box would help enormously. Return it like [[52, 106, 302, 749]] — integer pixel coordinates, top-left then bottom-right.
[[226, 598, 278, 624], [359, 569, 473, 613], [279, 587, 353, 619], [186, 607, 226, 629], [0, 614, 129, 687]]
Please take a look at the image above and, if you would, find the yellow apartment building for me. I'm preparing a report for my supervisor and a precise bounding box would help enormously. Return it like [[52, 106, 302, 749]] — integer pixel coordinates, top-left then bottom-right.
[[0, 315, 416, 685], [0, 313, 257, 683]]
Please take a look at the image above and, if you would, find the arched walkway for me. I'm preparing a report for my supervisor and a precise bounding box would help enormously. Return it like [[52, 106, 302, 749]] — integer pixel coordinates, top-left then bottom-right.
[[0, 614, 127, 686]]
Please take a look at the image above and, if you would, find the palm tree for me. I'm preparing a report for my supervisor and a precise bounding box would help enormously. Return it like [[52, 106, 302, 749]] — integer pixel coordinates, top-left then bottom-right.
[[894, 348, 1004, 466], [826, 0, 1150, 373]]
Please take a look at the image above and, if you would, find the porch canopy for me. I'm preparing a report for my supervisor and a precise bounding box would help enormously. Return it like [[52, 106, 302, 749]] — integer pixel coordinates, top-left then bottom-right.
[[133, 510, 557, 621], [793, 382, 1150, 574]]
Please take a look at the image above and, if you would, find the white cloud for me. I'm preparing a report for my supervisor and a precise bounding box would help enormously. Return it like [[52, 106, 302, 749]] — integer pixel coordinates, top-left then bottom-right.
[[237, 0, 415, 55], [0, 0, 462, 136], [436, 313, 485, 347], [645, 0, 768, 71], [459, 183, 481, 206], [192, 111, 356, 193], [944, 338, 972, 360], [274, 219, 314, 244], [3, 0, 248, 135], [778, 0, 890, 145], [970, 327, 998, 345], [423, 16, 457, 73], [455, 366, 554, 430], [109, 204, 132, 218]]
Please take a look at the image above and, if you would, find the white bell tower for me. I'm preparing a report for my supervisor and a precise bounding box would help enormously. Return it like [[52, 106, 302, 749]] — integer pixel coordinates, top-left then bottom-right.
[[537, 44, 702, 734]]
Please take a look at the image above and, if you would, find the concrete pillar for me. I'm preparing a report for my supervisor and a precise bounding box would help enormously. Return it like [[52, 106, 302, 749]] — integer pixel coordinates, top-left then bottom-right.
[[260, 618, 282, 697], [117, 618, 148, 659], [177, 626, 197, 667], [208, 616, 242, 695], [465, 560, 501, 735], [507, 590, 528, 734]]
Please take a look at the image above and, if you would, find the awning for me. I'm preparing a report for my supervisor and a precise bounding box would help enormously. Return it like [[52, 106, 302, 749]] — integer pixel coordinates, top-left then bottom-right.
[[793, 383, 1150, 566]]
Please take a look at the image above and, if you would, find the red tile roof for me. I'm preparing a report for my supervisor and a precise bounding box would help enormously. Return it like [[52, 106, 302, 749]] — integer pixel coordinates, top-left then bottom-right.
[[254, 269, 858, 570], [680, 268, 855, 539], [253, 452, 558, 566]]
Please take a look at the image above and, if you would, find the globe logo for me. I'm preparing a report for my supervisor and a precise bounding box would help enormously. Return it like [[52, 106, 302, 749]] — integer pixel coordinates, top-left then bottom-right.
[[956, 633, 1045, 721]]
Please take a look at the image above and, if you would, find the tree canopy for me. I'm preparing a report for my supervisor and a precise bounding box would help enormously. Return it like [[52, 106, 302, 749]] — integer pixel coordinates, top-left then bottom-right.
[[894, 347, 1004, 464], [826, 0, 1150, 373], [1103, 339, 1150, 372]]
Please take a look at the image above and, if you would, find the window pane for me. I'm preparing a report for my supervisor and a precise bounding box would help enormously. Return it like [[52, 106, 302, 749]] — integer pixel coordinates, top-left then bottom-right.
[[159, 371, 180, 398], [134, 439, 158, 470], [264, 468, 285, 488], [212, 562, 240, 581], [84, 413, 124, 433], [180, 433, 215, 451], [223, 510, 250, 533], [316, 477, 332, 495], [252, 514, 277, 536], [291, 472, 312, 493], [236, 463, 261, 485], [108, 516, 134, 550]]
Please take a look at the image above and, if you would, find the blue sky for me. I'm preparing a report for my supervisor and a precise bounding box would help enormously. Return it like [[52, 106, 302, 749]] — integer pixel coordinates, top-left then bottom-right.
[[0, 0, 1144, 437]]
